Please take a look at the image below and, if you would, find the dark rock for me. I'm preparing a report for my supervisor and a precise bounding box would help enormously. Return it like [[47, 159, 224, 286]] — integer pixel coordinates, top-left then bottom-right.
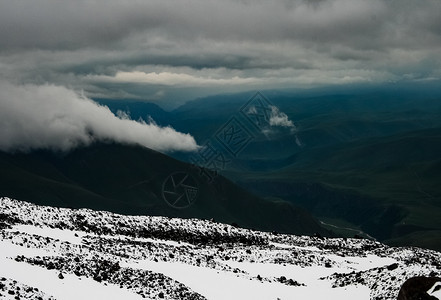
[[286, 279, 300, 286], [430, 271, 439, 277], [397, 276, 441, 300], [47, 262, 55, 270], [0, 222, 12, 230], [387, 263, 398, 271]]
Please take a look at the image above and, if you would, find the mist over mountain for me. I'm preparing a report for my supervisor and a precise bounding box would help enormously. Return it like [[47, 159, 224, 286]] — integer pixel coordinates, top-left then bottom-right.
[[0, 81, 198, 153]]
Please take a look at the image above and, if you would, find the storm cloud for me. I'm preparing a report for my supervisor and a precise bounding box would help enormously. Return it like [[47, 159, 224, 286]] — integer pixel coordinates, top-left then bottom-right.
[[0, 0, 440, 150], [1, 0, 440, 104], [0, 81, 198, 152]]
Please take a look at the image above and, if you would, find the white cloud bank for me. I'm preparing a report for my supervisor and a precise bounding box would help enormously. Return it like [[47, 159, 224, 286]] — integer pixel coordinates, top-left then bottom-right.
[[0, 81, 198, 153]]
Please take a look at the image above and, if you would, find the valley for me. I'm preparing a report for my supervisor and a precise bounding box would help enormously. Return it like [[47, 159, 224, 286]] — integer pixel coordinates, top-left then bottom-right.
[[95, 86, 441, 250]]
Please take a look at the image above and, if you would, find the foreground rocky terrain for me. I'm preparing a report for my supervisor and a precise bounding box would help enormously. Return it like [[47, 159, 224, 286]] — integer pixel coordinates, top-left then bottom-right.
[[0, 197, 440, 300]]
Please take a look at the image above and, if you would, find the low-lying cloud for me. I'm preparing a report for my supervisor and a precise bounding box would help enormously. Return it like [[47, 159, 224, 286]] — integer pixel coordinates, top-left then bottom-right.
[[0, 81, 198, 153], [263, 105, 303, 147], [268, 106, 296, 130]]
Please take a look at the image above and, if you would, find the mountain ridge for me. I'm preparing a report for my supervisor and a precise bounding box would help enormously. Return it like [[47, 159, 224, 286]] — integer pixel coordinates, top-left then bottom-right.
[[0, 142, 328, 236]]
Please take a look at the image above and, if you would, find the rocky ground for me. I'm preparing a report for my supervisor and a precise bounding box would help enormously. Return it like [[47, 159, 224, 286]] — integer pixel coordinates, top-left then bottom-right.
[[1, 197, 440, 300]]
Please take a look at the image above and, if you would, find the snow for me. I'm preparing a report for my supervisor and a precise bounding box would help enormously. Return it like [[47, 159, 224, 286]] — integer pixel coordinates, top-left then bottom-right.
[[7, 225, 85, 245], [1, 197, 441, 300], [268, 241, 296, 249], [141, 237, 193, 248], [127, 260, 370, 300], [325, 253, 397, 272], [0, 240, 145, 300], [428, 282, 441, 298]]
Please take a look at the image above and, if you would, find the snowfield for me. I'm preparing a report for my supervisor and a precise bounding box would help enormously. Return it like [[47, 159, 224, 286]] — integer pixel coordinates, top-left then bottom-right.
[[0, 197, 440, 300]]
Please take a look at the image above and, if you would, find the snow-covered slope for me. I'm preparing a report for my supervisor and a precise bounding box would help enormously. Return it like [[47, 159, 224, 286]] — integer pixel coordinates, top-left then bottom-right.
[[1, 197, 440, 300]]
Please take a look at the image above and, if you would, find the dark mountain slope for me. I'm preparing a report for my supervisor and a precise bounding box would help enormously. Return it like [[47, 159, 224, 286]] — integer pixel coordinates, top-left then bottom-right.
[[0, 143, 328, 236], [236, 127, 441, 250], [84, 87, 441, 250]]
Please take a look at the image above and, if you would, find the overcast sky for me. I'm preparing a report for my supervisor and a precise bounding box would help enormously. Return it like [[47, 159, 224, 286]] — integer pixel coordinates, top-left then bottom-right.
[[1, 0, 441, 105], [1, 0, 440, 152]]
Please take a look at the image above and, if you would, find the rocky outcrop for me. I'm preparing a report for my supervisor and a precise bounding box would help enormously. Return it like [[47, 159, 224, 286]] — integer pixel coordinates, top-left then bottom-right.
[[398, 276, 441, 300]]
